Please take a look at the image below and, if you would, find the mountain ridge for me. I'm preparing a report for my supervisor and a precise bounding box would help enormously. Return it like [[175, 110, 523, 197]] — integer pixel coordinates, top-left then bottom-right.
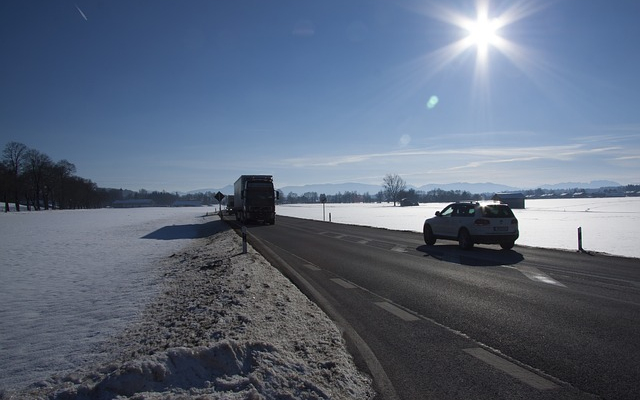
[[189, 180, 622, 196]]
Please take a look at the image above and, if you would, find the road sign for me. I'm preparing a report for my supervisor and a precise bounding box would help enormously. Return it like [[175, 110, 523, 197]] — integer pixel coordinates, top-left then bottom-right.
[[215, 191, 225, 202]]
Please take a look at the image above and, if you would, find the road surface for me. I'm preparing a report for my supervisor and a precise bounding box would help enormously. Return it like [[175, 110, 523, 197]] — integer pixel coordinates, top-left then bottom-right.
[[233, 215, 640, 400]]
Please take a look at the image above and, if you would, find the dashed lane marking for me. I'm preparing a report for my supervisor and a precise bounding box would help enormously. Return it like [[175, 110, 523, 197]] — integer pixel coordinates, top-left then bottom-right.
[[331, 278, 357, 289], [463, 348, 559, 390], [391, 245, 406, 253], [375, 302, 420, 321], [508, 265, 567, 287], [302, 263, 321, 271]]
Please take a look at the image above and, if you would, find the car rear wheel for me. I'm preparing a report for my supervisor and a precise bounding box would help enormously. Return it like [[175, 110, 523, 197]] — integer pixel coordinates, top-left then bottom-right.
[[458, 229, 473, 250], [423, 224, 436, 245], [500, 241, 514, 250]]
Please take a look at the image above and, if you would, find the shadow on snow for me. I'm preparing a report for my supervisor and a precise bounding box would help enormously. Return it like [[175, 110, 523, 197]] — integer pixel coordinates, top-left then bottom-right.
[[142, 219, 229, 240]]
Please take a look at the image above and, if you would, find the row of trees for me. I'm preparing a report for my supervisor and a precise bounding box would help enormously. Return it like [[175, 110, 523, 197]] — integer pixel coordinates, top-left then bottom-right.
[[116, 189, 222, 206], [1, 141, 104, 211], [279, 188, 482, 205], [10, 144, 632, 212], [1, 142, 236, 211]]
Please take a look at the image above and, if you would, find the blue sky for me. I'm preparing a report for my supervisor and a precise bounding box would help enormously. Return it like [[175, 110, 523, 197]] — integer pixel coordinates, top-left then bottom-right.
[[2, 0, 639, 192]]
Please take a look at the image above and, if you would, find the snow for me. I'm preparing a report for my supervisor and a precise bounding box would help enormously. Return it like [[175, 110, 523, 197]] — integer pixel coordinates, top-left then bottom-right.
[[277, 197, 640, 259], [0, 209, 373, 399], [1, 197, 637, 398]]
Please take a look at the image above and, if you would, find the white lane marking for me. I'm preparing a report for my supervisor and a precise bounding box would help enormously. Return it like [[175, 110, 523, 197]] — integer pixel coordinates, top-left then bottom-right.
[[358, 240, 369, 245], [331, 278, 357, 289], [509, 265, 567, 287], [391, 245, 406, 253], [375, 302, 420, 321], [463, 348, 558, 390], [302, 263, 321, 271]]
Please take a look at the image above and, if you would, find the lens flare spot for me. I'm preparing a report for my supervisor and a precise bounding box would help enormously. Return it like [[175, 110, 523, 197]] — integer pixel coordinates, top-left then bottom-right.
[[399, 134, 411, 146], [426, 95, 439, 109]]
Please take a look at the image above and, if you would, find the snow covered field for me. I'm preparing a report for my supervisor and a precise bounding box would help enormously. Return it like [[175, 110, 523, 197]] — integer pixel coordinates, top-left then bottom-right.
[[0, 208, 214, 391], [1, 197, 638, 397], [277, 197, 640, 259], [0, 208, 372, 398]]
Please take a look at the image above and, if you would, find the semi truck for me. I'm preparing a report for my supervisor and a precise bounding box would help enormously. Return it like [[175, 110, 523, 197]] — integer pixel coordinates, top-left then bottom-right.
[[233, 175, 278, 224]]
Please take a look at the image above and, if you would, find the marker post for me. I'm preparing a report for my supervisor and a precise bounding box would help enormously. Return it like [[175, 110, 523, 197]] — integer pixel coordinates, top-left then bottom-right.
[[242, 226, 247, 254]]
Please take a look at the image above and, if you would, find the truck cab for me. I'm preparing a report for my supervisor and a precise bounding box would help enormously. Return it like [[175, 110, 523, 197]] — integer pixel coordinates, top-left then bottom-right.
[[234, 175, 278, 224]]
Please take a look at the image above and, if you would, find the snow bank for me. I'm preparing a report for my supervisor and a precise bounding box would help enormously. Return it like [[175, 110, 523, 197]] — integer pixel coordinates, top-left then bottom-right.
[[6, 224, 374, 399]]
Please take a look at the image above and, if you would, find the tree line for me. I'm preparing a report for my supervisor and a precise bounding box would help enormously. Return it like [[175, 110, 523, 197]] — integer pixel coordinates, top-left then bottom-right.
[[279, 188, 481, 205], [1, 141, 221, 212], [6, 144, 634, 212], [280, 174, 482, 205], [1, 141, 100, 211]]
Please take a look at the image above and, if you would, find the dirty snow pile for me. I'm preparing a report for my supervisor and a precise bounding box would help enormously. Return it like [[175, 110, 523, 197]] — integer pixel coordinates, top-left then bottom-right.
[[11, 229, 374, 400]]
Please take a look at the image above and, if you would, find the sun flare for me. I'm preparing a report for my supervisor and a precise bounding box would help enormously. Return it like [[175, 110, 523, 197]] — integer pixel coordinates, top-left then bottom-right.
[[464, 15, 501, 50], [411, 0, 548, 82]]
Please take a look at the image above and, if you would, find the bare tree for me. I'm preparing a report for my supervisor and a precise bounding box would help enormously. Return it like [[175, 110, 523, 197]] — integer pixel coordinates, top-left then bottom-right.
[[1, 162, 10, 212], [51, 160, 76, 209], [23, 149, 54, 210], [2, 141, 28, 211], [382, 173, 406, 206]]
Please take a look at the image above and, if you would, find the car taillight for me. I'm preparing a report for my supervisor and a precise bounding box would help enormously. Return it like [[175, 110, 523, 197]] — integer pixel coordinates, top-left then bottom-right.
[[511, 219, 518, 225], [474, 218, 490, 226]]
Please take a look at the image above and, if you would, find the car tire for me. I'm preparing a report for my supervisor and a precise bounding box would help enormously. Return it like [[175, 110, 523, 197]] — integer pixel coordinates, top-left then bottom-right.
[[500, 241, 514, 250], [423, 224, 436, 245], [458, 229, 473, 250]]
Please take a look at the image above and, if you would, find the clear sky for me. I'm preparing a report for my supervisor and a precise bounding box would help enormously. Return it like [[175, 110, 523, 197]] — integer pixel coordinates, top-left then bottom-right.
[[2, 0, 639, 192]]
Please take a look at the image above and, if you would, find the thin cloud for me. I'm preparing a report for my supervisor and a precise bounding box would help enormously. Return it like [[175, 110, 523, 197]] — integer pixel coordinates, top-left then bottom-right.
[[614, 155, 640, 161], [282, 144, 615, 168]]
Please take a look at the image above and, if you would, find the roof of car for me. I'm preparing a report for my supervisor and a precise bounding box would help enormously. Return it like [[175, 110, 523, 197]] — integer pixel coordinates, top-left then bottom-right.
[[449, 201, 511, 207]]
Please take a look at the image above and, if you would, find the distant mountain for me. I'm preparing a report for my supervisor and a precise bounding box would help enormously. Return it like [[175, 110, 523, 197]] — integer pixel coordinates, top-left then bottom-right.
[[279, 182, 522, 195], [188, 185, 234, 195], [279, 183, 384, 196], [417, 182, 520, 194], [538, 180, 621, 190]]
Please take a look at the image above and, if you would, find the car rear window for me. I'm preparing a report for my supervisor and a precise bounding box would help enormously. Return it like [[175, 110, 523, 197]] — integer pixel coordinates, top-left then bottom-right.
[[481, 205, 515, 218]]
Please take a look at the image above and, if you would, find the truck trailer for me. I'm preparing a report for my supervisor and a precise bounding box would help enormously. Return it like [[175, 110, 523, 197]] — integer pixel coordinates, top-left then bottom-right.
[[233, 175, 278, 224]]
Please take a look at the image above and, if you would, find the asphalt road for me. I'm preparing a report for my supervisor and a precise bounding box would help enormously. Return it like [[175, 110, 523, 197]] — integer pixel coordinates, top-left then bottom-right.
[[233, 215, 640, 400]]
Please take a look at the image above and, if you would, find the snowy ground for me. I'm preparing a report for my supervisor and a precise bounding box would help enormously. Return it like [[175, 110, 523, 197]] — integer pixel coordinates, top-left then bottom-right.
[[1, 197, 638, 398], [1, 208, 212, 391], [277, 197, 640, 259], [0, 209, 373, 399]]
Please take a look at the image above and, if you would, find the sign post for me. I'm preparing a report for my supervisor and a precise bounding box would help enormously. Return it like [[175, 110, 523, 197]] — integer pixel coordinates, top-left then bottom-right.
[[214, 191, 225, 216]]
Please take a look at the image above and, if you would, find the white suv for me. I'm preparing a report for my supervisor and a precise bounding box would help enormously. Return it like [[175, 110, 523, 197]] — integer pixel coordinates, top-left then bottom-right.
[[423, 202, 519, 250]]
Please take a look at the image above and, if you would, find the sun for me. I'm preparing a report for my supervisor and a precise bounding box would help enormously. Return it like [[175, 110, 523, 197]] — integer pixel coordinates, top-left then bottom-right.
[[464, 15, 501, 51]]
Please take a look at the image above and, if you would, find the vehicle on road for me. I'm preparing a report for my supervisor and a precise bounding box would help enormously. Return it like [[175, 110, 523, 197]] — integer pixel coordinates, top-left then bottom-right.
[[423, 202, 519, 250], [234, 175, 278, 224]]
